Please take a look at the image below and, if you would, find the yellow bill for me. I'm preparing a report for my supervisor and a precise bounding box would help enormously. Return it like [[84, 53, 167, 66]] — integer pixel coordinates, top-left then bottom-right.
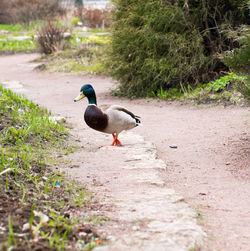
[[74, 92, 85, 102]]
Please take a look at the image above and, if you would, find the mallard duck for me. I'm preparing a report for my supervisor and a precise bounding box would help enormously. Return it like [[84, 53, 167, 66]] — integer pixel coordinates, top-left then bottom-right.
[[74, 84, 141, 146]]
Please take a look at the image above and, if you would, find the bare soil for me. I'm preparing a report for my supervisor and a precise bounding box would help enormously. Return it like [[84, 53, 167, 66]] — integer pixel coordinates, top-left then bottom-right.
[[0, 54, 249, 250]]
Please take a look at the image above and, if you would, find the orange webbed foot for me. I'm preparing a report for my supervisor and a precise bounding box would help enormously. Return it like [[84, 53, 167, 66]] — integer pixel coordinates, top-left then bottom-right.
[[111, 133, 122, 146]]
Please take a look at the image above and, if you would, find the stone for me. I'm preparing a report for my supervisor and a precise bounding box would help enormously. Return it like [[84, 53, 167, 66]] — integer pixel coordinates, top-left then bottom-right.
[[169, 144, 178, 149], [15, 208, 23, 214]]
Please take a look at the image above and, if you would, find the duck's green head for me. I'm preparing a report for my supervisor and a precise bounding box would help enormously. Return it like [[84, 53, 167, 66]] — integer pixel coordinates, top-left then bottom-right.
[[74, 84, 97, 105]]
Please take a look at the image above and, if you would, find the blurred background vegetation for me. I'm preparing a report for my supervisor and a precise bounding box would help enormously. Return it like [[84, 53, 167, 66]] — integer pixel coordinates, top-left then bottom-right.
[[0, 0, 249, 103]]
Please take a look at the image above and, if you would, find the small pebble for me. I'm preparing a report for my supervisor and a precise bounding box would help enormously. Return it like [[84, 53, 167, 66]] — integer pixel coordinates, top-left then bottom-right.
[[132, 226, 139, 231], [169, 144, 178, 149], [15, 208, 23, 214], [199, 192, 207, 196], [79, 232, 87, 237]]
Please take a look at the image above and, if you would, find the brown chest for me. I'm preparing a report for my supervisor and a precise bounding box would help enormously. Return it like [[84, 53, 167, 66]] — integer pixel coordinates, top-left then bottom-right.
[[84, 105, 108, 132]]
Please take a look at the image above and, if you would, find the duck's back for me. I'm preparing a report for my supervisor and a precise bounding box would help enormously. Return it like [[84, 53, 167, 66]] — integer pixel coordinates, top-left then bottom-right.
[[103, 105, 138, 134], [84, 105, 108, 132]]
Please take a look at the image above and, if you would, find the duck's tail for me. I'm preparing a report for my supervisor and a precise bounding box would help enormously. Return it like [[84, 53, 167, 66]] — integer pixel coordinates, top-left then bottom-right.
[[135, 116, 141, 126]]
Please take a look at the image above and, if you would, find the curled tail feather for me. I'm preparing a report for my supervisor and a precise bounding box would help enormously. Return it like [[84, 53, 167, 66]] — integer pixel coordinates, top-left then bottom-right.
[[135, 116, 141, 126]]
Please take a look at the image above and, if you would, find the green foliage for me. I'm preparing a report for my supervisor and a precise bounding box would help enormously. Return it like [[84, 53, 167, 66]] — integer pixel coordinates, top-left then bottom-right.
[[182, 0, 249, 54], [222, 26, 250, 75], [222, 25, 250, 102], [149, 73, 248, 104], [152, 87, 182, 99], [108, 0, 249, 97], [71, 17, 81, 26], [0, 24, 37, 52], [70, 34, 111, 47], [0, 24, 31, 32], [203, 74, 246, 92], [206, 74, 239, 92], [183, 73, 248, 104], [0, 39, 36, 51]]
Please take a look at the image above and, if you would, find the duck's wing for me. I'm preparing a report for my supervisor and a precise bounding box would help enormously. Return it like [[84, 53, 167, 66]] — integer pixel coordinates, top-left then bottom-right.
[[109, 105, 141, 121]]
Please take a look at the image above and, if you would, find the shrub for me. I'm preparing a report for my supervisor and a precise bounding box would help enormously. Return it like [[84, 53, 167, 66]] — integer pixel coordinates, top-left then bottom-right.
[[222, 25, 250, 102], [37, 22, 66, 55], [222, 26, 250, 75], [108, 0, 249, 97], [108, 0, 206, 97]]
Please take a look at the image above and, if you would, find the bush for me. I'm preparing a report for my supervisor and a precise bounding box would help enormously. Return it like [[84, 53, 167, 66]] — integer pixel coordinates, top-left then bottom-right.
[[222, 26, 250, 75], [222, 25, 250, 102], [108, 0, 249, 97], [37, 22, 66, 55]]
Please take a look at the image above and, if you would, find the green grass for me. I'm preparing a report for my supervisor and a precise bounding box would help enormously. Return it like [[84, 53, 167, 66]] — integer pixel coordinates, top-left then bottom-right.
[[39, 44, 107, 75], [70, 34, 110, 48], [0, 85, 102, 250], [47, 58, 106, 75], [88, 29, 110, 34], [41, 33, 109, 74], [0, 39, 36, 51], [0, 23, 37, 52], [0, 24, 30, 32], [0, 23, 41, 32], [152, 87, 182, 100]]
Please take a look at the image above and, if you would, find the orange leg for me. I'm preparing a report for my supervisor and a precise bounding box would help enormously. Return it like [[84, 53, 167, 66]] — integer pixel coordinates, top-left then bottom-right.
[[111, 133, 122, 146]]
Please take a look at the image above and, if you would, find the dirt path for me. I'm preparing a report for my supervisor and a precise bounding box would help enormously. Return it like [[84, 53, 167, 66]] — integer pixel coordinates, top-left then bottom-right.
[[1, 54, 249, 250]]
